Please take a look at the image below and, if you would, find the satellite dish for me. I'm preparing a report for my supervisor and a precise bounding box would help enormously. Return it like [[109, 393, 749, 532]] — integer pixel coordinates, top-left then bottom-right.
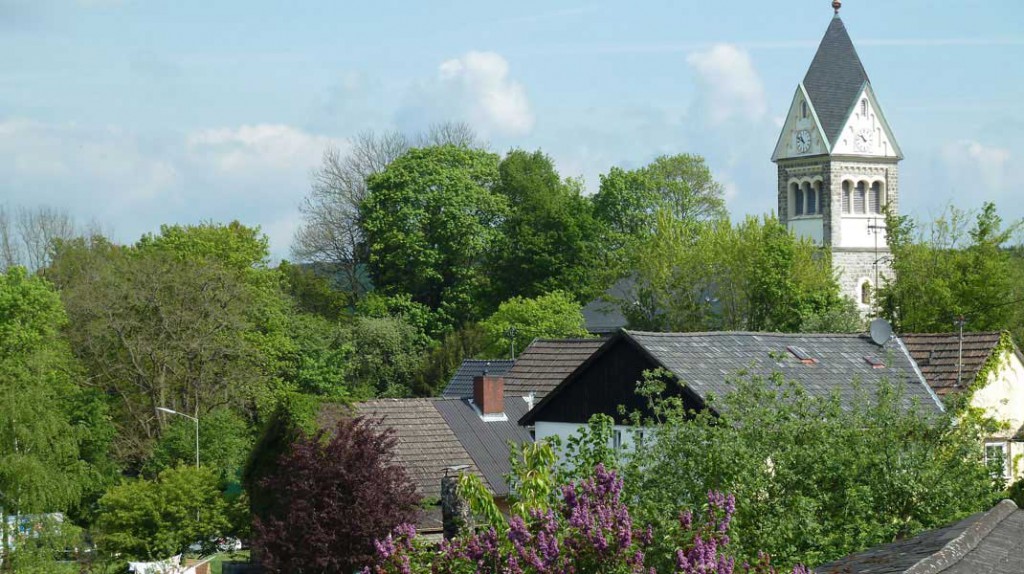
[[869, 318, 893, 346]]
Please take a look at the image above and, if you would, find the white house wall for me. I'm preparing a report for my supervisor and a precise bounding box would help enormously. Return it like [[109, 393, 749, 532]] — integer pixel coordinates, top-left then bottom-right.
[[534, 421, 650, 461], [971, 350, 1024, 480]]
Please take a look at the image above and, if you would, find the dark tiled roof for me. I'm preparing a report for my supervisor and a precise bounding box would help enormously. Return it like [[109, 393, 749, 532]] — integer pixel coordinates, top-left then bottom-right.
[[503, 338, 606, 399], [901, 332, 1006, 397], [815, 500, 1024, 573], [803, 16, 869, 148], [434, 397, 533, 497], [441, 359, 515, 398], [624, 331, 942, 414]]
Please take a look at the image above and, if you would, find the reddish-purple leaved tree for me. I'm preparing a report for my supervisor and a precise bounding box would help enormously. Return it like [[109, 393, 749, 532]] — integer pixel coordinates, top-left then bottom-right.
[[253, 416, 421, 573]]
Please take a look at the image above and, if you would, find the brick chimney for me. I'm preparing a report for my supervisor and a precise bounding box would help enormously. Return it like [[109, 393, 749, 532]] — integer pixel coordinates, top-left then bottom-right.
[[473, 375, 504, 415]]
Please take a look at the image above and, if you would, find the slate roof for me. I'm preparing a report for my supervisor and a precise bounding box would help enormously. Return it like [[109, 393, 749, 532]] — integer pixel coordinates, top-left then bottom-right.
[[901, 332, 1017, 397], [441, 359, 515, 398], [814, 499, 1024, 573], [803, 16, 870, 148], [623, 331, 942, 414], [503, 338, 606, 399], [434, 397, 533, 497]]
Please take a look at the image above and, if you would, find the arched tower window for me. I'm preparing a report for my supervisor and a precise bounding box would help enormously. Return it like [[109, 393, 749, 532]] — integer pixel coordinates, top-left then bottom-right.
[[805, 182, 816, 214], [870, 182, 883, 213], [842, 181, 852, 214], [855, 181, 867, 214], [860, 98, 868, 117], [814, 181, 823, 214], [860, 281, 872, 305], [794, 183, 804, 216], [801, 101, 808, 118]]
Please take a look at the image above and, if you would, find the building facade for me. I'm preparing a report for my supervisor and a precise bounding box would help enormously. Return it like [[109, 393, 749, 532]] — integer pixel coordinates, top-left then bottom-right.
[[772, 4, 902, 310]]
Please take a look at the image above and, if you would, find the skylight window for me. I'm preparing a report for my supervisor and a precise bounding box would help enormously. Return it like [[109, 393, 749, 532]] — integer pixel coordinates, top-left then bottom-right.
[[863, 356, 885, 369], [786, 346, 817, 365]]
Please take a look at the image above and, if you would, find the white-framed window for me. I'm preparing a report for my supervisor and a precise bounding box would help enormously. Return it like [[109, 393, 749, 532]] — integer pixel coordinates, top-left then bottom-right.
[[613, 429, 623, 450], [985, 442, 1011, 480]]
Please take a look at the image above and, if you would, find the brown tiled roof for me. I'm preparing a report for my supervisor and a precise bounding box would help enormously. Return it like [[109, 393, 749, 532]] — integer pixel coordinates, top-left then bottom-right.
[[503, 338, 606, 399], [901, 332, 1005, 396], [319, 400, 480, 500]]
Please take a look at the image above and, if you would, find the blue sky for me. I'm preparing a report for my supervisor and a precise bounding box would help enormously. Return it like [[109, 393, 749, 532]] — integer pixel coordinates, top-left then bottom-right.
[[1, 0, 1021, 259]]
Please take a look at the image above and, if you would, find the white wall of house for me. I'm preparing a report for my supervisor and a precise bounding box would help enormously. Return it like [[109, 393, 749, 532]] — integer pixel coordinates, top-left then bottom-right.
[[972, 349, 1024, 481], [535, 421, 650, 457]]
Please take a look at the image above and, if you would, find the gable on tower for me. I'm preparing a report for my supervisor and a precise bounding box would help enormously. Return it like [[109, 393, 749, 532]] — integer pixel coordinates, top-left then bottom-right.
[[775, 14, 902, 160]]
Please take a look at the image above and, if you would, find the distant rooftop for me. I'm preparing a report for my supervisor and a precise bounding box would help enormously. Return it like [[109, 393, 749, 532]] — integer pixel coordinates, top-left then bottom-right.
[[441, 359, 514, 398], [503, 338, 606, 400]]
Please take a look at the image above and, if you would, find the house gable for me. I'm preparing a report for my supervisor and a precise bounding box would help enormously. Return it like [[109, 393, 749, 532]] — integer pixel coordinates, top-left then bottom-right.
[[519, 334, 703, 426]]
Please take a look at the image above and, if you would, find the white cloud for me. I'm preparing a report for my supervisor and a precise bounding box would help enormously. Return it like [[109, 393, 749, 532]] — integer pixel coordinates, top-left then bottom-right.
[[939, 139, 1012, 195], [400, 51, 534, 138], [686, 44, 767, 126], [187, 124, 342, 175], [0, 119, 343, 260]]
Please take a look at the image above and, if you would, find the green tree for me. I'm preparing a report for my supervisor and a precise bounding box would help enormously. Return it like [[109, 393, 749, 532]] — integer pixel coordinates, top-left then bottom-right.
[[278, 260, 352, 320], [620, 372, 1000, 569], [94, 466, 231, 560], [361, 145, 505, 327], [0, 268, 112, 559], [144, 408, 255, 483], [594, 154, 727, 249], [487, 149, 605, 305], [479, 291, 590, 358], [879, 202, 1024, 339], [623, 212, 844, 332], [345, 316, 430, 398]]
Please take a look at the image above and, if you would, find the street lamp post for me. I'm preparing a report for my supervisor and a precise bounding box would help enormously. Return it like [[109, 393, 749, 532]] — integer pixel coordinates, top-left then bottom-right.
[[156, 407, 199, 469]]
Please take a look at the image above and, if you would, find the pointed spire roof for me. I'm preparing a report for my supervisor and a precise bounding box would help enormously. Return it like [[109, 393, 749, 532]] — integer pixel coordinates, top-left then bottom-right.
[[802, 16, 870, 147]]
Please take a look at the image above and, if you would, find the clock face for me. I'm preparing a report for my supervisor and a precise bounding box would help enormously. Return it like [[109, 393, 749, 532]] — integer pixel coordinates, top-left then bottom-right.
[[855, 128, 874, 152], [795, 130, 811, 153]]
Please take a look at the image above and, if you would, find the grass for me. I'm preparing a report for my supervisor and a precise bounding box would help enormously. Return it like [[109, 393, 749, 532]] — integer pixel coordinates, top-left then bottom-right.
[[206, 549, 250, 574]]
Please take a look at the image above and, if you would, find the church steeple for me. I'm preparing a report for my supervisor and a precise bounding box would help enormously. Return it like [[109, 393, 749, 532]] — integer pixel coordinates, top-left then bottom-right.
[[771, 3, 901, 312]]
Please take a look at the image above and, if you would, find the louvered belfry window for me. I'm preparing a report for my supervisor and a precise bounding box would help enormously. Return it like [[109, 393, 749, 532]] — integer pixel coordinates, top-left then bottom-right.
[[870, 182, 882, 213], [794, 184, 804, 216], [854, 182, 866, 214], [805, 183, 816, 214]]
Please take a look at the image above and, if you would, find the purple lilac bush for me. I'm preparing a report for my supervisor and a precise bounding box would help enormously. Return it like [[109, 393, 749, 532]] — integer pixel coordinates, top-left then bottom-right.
[[364, 465, 808, 574]]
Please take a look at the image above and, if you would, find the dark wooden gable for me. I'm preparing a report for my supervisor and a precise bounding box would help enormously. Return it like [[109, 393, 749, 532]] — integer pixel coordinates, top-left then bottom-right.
[[520, 334, 702, 425]]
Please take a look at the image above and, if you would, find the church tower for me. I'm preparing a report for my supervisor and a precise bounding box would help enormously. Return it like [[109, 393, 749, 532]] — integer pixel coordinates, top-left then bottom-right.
[[771, 0, 901, 311]]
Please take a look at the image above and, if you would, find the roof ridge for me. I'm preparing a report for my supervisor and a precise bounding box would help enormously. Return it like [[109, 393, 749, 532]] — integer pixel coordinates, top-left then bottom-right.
[[625, 330, 869, 338], [905, 500, 1019, 573]]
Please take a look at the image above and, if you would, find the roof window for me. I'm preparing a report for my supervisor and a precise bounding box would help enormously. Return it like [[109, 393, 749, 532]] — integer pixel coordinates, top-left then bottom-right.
[[787, 346, 817, 365], [864, 356, 885, 369]]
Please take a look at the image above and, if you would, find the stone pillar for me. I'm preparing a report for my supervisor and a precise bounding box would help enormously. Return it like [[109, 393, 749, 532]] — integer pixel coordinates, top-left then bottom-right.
[[441, 474, 471, 540]]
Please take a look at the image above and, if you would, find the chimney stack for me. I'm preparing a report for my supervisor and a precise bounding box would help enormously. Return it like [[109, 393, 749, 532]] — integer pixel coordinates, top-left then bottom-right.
[[473, 375, 504, 415]]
